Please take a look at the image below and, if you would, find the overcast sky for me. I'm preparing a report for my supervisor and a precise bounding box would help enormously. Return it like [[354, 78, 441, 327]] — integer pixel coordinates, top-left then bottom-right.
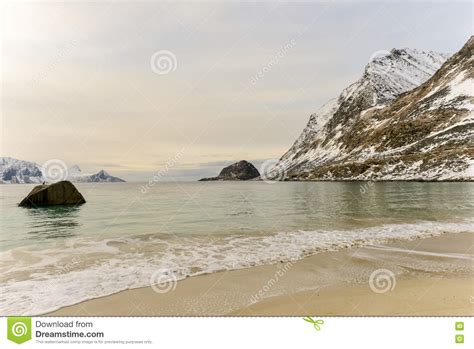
[[1, 1, 472, 181]]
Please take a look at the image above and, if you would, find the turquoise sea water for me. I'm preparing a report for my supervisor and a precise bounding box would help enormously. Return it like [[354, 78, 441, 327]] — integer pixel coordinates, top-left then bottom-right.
[[1, 181, 473, 315]]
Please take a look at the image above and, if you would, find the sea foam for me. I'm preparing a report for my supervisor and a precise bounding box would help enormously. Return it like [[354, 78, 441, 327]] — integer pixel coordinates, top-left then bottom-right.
[[0, 220, 472, 315]]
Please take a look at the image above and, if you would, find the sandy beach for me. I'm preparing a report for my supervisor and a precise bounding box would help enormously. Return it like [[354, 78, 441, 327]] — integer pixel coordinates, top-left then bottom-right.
[[48, 232, 474, 316]]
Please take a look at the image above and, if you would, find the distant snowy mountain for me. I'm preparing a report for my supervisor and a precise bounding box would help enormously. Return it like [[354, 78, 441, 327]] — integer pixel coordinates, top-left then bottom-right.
[[267, 38, 473, 181], [0, 157, 44, 184], [72, 169, 125, 183], [0, 158, 125, 183]]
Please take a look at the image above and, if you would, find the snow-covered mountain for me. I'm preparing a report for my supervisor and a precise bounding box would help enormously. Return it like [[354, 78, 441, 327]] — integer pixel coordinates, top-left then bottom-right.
[[0, 157, 44, 184], [267, 37, 473, 181], [0, 157, 125, 183], [64, 164, 125, 182], [71, 169, 125, 183]]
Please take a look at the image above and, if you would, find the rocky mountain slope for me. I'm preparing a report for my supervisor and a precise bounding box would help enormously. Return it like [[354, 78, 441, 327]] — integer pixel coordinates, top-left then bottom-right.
[[268, 37, 473, 181], [0, 157, 125, 183], [199, 160, 260, 181]]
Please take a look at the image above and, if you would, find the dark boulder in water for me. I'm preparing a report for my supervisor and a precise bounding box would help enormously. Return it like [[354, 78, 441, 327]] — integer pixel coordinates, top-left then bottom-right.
[[199, 160, 260, 181], [19, 180, 86, 207]]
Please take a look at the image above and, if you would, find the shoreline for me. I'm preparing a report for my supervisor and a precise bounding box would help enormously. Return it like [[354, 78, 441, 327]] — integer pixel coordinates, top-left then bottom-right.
[[47, 231, 474, 316]]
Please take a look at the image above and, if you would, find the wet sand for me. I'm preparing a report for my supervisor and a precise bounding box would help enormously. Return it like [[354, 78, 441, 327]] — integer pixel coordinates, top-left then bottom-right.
[[48, 232, 474, 316]]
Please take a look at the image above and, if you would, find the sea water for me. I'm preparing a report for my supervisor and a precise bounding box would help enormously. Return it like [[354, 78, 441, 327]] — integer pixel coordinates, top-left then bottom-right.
[[1, 181, 473, 315]]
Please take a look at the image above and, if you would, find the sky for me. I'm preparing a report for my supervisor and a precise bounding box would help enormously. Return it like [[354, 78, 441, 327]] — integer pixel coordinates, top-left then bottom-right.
[[1, 1, 472, 181]]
